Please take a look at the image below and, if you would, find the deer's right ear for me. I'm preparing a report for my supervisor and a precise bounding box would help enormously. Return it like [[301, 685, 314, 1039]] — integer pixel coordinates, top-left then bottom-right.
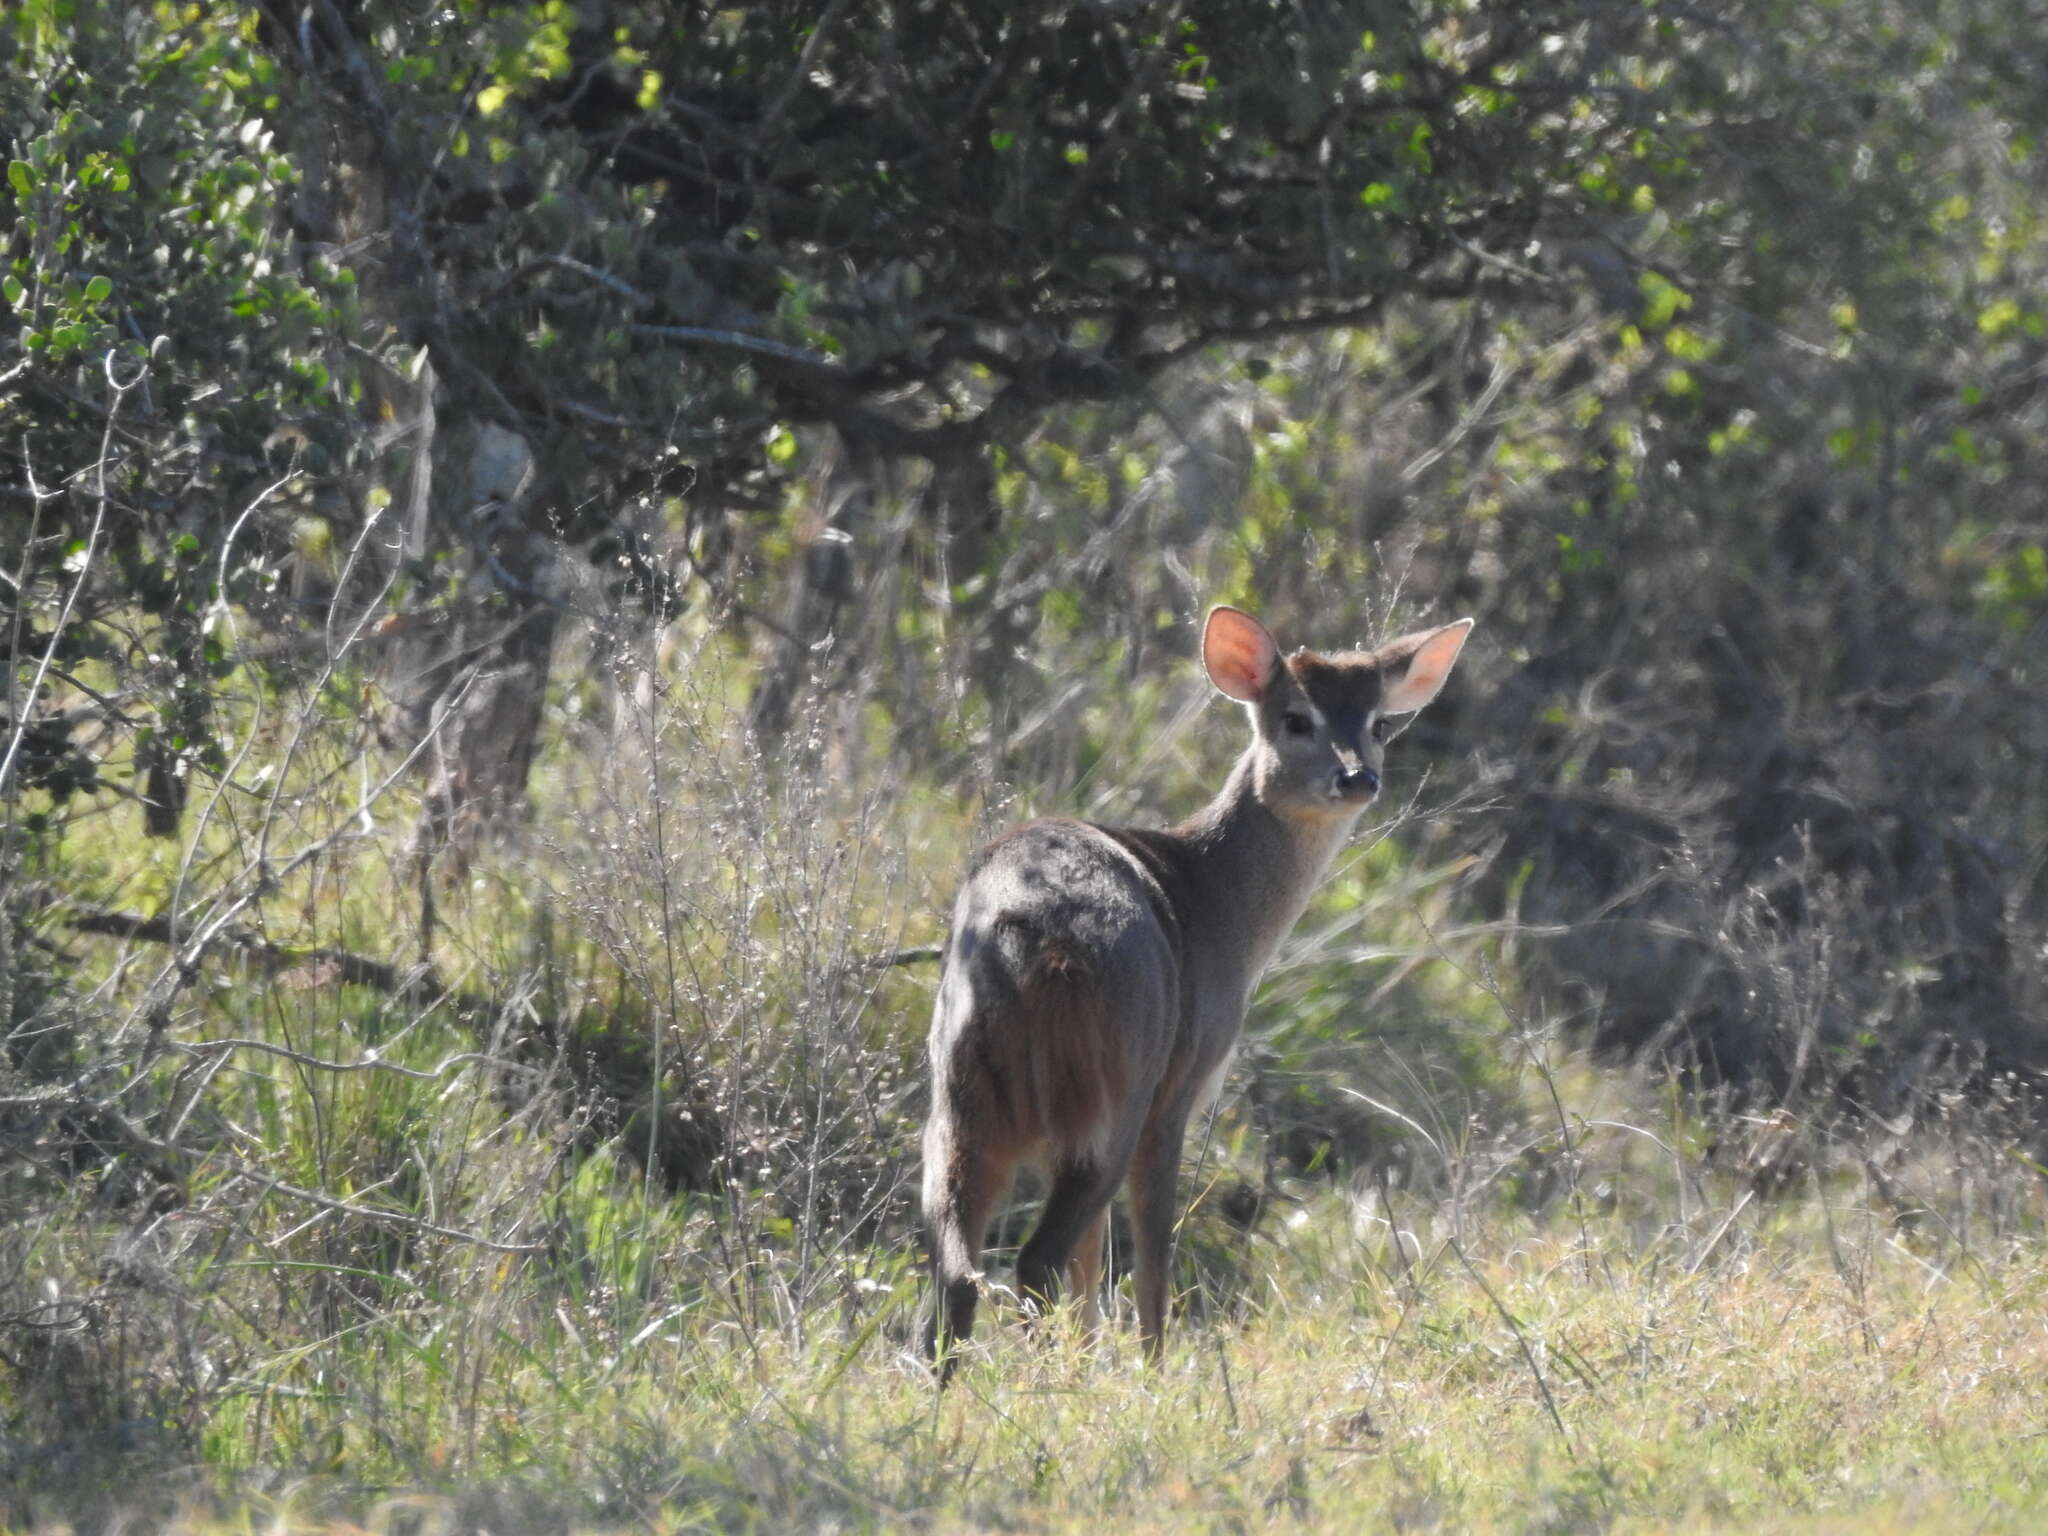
[[1202, 606, 1281, 702]]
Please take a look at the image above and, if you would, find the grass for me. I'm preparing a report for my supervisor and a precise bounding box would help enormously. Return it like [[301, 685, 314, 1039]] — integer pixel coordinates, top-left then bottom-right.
[[9, 645, 2048, 1533], [10, 1111, 2048, 1532]]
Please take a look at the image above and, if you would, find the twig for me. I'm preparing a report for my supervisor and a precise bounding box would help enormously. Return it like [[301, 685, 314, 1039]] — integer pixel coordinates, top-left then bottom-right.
[[0, 351, 132, 794], [1449, 1235, 1575, 1452], [861, 943, 943, 970], [755, 0, 853, 150], [1684, 1187, 1755, 1275], [179, 1036, 538, 1086], [34, 667, 139, 725], [629, 323, 844, 372], [1451, 233, 1558, 285]]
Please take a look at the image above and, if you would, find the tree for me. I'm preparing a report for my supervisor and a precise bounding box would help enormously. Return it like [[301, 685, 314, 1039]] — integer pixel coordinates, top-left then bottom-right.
[[6, 0, 1685, 829], [8, 0, 2047, 1112]]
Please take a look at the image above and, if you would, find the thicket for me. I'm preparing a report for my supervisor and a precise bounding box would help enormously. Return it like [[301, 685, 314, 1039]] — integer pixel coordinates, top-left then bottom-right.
[[4, 1, 2047, 1528]]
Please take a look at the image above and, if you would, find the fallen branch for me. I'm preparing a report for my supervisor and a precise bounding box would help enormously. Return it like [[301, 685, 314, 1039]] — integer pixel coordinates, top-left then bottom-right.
[[65, 904, 471, 1013]]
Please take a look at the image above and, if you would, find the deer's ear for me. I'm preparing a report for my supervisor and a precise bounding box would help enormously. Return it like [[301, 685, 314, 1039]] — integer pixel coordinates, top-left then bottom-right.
[[1202, 606, 1282, 703], [1379, 618, 1474, 714]]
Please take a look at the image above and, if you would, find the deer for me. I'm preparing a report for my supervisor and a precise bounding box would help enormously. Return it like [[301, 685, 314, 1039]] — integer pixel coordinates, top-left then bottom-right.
[[921, 602, 1473, 1377]]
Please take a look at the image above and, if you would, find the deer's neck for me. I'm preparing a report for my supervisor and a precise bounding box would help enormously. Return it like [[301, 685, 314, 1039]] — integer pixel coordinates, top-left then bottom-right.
[[1165, 750, 1360, 983]]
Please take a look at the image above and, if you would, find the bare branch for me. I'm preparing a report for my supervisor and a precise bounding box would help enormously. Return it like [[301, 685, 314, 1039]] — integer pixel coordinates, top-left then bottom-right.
[[629, 323, 844, 373]]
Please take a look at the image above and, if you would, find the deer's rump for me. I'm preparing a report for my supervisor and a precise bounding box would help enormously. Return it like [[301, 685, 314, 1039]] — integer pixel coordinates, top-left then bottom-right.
[[930, 820, 1180, 1159]]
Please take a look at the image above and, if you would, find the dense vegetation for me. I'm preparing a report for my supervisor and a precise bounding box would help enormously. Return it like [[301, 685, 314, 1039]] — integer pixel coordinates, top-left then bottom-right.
[[4, 1, 2046, 1529]]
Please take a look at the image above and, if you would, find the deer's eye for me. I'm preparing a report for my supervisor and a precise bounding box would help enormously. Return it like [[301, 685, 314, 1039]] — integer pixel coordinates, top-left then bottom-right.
[[1282, 711, 1315, 738], [1371, 717, 1391, 744]]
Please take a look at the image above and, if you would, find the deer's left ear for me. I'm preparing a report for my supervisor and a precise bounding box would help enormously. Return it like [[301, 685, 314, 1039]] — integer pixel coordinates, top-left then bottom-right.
[[1378, 618, 1474, 714]]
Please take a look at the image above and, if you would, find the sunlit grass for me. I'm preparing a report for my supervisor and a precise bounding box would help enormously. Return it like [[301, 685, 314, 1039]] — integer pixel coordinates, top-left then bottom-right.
[[12, 622, 2048, 1535], [33, 1179, 2045, 1532]]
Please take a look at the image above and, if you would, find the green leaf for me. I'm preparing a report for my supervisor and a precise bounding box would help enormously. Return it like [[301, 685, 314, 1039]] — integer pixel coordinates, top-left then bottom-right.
[[84, 275, 112, 302], [1664, 325, 1711, 361], [1405, 122, 1434, 172], [7, 160, 32, 196], [1978, 297, 2021, 337], [1637, 271, 1691, 331], [1, 274, 22, 308]]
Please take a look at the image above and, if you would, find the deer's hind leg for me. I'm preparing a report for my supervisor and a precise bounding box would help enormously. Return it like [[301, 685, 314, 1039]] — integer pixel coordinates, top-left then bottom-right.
[[1014, 1154, 1124, 1321], [922, 1114, 1018, 1380], [1067, 1205, 1107, 1338]]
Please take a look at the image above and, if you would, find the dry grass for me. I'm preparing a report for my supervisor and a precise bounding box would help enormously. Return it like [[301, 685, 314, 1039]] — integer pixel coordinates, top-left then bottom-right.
[[9, 1156, 2046, 1533], [8, 633, 2048, 1535]]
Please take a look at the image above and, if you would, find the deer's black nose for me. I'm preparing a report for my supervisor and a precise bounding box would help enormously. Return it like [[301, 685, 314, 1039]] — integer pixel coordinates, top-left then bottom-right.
[[1337, 764, 1380, 797]]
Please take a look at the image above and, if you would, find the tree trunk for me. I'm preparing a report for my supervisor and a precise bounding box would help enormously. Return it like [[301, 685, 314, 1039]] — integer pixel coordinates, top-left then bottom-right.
[[749, 434, 875, 742]]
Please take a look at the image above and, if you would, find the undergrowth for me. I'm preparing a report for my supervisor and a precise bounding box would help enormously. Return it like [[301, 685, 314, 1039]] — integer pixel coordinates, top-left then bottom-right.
[[6, 626, 2048, 1534]]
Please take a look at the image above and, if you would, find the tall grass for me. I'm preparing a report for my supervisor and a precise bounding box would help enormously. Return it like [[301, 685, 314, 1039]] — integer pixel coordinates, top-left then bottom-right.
[[6, 608, 2048, 1533]]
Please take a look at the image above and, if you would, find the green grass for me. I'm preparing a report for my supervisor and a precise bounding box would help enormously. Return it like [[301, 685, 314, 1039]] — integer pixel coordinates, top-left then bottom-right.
[[11, 1127, 2048, 1532], [10, 655, 2048, 1534]]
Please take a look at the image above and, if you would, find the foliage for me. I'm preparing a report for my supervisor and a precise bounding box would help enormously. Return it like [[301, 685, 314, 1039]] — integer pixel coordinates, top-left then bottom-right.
[[4, 0, 1902, 808], [7, 0, 2048, 1524], [3, 4, 357, 827]]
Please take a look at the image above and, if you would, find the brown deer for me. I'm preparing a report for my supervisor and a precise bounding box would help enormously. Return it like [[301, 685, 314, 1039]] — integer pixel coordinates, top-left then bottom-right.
[[922, 603, 1473, 1375]]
